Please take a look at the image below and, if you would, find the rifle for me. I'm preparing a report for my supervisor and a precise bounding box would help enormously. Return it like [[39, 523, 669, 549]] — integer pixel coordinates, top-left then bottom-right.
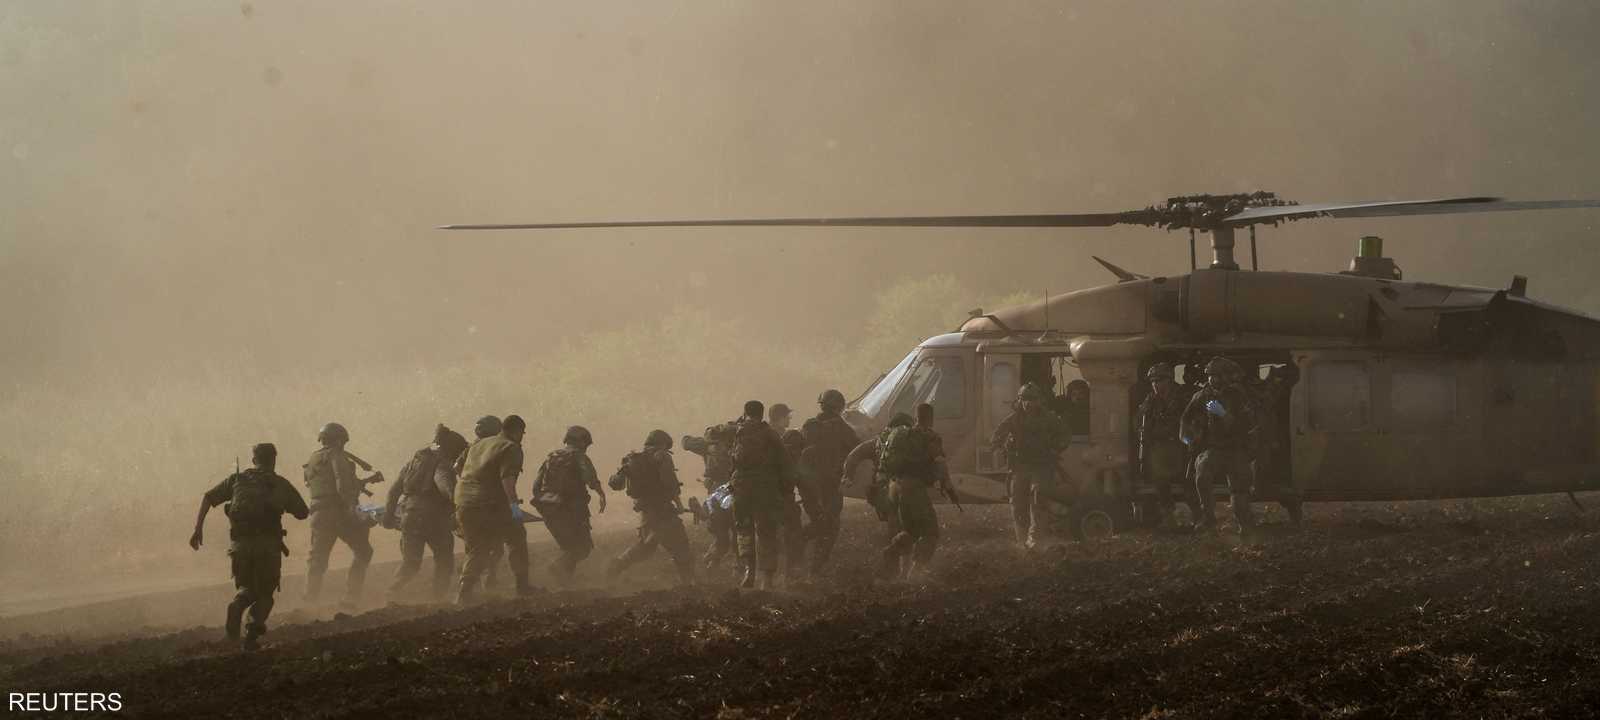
[[936, 466, 963, 513]]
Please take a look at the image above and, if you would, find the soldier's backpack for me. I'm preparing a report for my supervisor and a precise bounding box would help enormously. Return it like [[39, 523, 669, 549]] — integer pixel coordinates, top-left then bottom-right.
[[399, 450, 441, 499], [701, 422, 738, 481], [615, 450, 661, 499], [731, 422, 776, 473], [878, 426, 933, 477], [534, 448, 581, 504], [225, 469, 278, 534]]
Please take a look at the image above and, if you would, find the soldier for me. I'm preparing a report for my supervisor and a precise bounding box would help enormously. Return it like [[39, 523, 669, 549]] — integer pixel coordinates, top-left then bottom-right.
[[606, 430, 695, 585], [991, 382, 1070, 549], [683, 420, 741, 575], [798, 389, 861, 576], [1137, 363, 1198, 527], [1251, 364, 1303, 526], [384, 424, 468, 600], [731, 400, 792, 589], [455, 414, 534, 603], [1182, 357, 1260, 533], [844, 412, 915, 539], [1057, 379, 1092, 436], [189, 443, 308, 650], [458, 416, 512, 592], [302, 422, 383, 605], [878, 403, 955, 581], [771, 403, 809, 583], [532, 425, 607, 584]]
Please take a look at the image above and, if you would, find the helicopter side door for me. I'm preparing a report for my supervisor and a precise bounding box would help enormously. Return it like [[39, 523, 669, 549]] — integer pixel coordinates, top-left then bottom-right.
[[1292, 351, 1388, 499], [977, 352, 1021, 476]]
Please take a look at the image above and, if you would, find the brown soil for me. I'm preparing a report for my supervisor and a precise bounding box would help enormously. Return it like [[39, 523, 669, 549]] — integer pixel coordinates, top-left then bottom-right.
[[4, 495, 1600, 718]]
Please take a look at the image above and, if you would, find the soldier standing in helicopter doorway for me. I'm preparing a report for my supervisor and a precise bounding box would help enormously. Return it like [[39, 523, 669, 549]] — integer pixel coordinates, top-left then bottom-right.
[[302, 422, 383, 605], [991, 382, 1070, 549], [1182, 357, 1259, 533], [1137, 363, 1198, 527]]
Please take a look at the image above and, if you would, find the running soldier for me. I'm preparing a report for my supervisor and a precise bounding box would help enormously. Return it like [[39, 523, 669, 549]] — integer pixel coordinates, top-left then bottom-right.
[[384, 424, 468, 600], [190, 443, 309, 650], [1182, 357, 1260, 533], [991, 383, 1070, 549], [799, 389, 861, 576], [606, 430, 695, 585], [455, 414, 534, 603], [683, 420, 740, 575], [877, 404, 954, 581], [302, 422, 384, 605], [532, 426, 607, 584], [772, 403, 810, 583]]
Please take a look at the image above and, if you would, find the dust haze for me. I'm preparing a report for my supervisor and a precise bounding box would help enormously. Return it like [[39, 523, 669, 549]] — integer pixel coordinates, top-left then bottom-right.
[[2, 1, 1598, 611]]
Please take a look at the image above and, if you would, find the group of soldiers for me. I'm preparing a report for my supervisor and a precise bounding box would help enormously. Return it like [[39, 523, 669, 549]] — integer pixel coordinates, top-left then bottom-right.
[[188, 388, 956, 651], [186, 358, 1292, 651]]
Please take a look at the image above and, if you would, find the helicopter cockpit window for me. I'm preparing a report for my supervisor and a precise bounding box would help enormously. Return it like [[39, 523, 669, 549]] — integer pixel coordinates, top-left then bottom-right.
[[1309, 362, 1371, 432], [857, 350, 919, 419], [889, 356, 965, 420]]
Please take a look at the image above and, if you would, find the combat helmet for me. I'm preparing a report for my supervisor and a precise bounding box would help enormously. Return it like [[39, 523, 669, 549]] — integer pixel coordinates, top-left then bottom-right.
[[886, 412, 914, 429], [564, 425, 594, 447], [1145, 362, 1176, 383], [645, 429, 673, 450], [817, 389, 847, 410], [317, 422, 349, 445], [1205, 356, 1244, 383], [473, 415, 502, 439], [1016, 382, 1048, 403]]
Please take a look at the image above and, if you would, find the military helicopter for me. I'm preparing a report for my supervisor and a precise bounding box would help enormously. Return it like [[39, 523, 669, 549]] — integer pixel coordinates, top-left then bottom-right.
[[445, 192, 1600, 538]]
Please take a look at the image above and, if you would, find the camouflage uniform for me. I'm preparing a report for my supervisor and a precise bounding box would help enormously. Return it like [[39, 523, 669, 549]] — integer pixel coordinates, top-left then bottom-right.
[[991, 385, 1070, 549], [1182, 359, 1259, 530], [878, 424, 947, 579], [1137, 368, 1198, 523], [798, 406, 861, 574], [532, 440, 603, 582], [608, 435, 695, 584], [685, 423, 740, 572], [732, 417, 792, 586], [201, 465, 308, 647], [455, 432, 531, 600], [385, 433, 464, 600], [303, 446, 375, 602]]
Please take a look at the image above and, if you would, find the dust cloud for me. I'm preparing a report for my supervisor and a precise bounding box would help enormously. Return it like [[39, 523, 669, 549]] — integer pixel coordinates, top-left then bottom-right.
[[2, 0, 1598, 612]]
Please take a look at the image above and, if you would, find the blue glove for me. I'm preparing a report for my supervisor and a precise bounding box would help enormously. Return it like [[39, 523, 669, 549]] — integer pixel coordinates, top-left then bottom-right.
[[510, 502, 525, 522], [1205, 399, 1226, 417]]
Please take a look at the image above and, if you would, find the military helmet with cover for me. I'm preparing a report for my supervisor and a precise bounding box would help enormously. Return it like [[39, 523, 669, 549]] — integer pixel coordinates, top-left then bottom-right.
[[1205, 356, 1244, 381], [317, 422, 349, 445], [564, 425, 594, 447], [1146, 362, 1176, 383], [473, 415, 502, 439], [645, 429, 673, 450], [887, 412, 914, 429], [817, 389, 847, 409], [1016, 382, 1048, 403]]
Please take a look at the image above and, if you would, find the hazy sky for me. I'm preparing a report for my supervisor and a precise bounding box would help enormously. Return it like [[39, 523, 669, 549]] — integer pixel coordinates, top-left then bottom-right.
[[4, 0, 1599, 386]]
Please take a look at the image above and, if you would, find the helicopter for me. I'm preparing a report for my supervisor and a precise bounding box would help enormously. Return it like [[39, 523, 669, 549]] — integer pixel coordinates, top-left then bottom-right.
[[444, 192, 1600, 539]]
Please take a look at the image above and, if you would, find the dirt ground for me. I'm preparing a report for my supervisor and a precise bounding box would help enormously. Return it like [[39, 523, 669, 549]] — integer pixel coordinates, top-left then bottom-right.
[[5, 495, 1600, 719]]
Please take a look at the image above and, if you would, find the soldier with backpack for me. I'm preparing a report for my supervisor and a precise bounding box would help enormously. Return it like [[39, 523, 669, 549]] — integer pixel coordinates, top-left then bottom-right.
[[684, 419, 742, 576], [605, 430, 695, 585], [730, 400, 792, 589], [302, 422, 384, 605], [799, 389, 861, 577], [1181, 357, 1260, 533], [877, 403, 954, 581], [189, 443, 309, 651], [384, 424, 469, 600], [455, 414, 535, 603], [532, 425, 607, 584]]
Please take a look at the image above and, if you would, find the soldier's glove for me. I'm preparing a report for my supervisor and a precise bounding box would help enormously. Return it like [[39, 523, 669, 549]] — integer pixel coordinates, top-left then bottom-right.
[[1204, 400, 1226, 418], [510, 501, 526, 523]]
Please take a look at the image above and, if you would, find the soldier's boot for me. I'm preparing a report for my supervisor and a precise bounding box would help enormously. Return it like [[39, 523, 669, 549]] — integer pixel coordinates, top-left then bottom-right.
[[225, 597, 247, 641], [241, 623, 266, 652], [454, 576, 480, 606], [1230, 494, 1256, 534]]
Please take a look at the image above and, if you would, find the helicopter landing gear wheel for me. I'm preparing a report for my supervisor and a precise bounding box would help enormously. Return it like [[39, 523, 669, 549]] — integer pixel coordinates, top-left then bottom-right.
[[1070, 497, 1131, 541]]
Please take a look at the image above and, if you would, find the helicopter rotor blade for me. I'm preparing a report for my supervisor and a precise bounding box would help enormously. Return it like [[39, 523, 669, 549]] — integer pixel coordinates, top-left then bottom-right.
[[439, 212, 1135, 231], [1224, 197, 1600, 225]]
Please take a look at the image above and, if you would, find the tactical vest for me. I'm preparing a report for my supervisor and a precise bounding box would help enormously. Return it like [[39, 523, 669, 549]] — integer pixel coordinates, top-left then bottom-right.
[[226, 469, 282, 538], [879, 426, 938, 480], [536, 447, 588, 504]]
